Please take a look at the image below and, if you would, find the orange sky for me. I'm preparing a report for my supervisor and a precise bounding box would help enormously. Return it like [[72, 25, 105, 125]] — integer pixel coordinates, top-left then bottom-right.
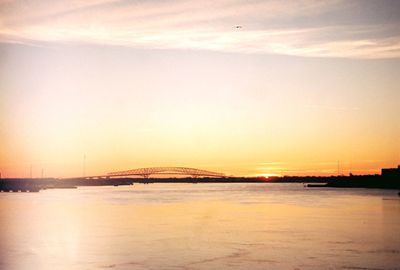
[[0, 0, 399, 178]]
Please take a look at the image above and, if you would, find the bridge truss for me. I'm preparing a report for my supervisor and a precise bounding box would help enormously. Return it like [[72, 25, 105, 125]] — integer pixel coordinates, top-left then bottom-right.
[[107, 167, 225, 178]]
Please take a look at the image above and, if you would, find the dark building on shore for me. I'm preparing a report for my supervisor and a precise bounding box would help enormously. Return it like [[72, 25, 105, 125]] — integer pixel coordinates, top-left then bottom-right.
[[381, 165, 400, 178]]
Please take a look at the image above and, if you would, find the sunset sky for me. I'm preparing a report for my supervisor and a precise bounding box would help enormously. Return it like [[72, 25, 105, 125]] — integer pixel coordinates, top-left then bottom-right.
[[0, 0, 399, 178]]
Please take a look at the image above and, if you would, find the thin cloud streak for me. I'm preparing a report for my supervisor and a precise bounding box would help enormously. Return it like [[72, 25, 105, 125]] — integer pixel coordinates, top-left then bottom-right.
[[1, 0, 400, 58]]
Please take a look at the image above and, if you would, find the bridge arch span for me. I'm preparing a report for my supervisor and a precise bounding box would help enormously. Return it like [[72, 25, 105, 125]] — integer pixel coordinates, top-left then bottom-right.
[[107, 167, 225, 178]]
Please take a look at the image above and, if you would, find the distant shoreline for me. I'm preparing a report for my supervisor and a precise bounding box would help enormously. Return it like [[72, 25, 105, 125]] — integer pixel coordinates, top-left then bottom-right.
[[1, 173, 399, 192]]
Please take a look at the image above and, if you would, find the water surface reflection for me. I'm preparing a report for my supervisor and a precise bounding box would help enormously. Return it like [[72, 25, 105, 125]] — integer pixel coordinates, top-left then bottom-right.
[[1, 183, 399, 269]]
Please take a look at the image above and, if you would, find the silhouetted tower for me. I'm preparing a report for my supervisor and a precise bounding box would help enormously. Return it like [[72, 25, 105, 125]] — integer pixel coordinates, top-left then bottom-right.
[[337, 161, 340, 176], [83, 154, 86, 178]]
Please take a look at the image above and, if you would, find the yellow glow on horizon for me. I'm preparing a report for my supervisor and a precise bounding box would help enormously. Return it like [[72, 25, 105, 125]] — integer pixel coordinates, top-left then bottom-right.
[[254, 173, 282, 178]]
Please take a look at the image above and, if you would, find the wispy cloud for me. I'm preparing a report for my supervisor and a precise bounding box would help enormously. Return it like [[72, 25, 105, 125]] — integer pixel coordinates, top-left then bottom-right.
[[304, 104, 360, 112], [1, 0, 400, 59]]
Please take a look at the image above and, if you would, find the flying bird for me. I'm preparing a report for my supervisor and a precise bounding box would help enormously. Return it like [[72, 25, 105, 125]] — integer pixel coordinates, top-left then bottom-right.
[[235, 25, 242, 29]]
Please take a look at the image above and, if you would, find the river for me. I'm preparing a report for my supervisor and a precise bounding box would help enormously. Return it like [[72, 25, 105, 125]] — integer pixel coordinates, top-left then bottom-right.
[[1, 183, 399, 269]]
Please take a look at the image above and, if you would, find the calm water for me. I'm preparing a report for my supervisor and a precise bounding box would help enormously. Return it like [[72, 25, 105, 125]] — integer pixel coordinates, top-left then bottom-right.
[[1, 183, 399, 270]]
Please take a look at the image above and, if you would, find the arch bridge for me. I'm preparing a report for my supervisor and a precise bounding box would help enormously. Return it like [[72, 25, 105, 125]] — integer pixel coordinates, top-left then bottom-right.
[[107, 167, 225, 178]]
